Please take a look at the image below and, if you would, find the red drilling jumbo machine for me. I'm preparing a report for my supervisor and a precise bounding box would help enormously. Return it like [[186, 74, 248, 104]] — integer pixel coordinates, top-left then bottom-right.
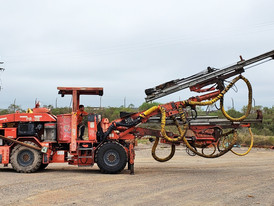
[[0, 50, 273, 174]]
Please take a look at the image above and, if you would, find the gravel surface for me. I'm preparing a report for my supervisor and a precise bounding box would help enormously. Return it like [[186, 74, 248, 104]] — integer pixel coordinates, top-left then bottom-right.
[[0, 144, 273, 206]]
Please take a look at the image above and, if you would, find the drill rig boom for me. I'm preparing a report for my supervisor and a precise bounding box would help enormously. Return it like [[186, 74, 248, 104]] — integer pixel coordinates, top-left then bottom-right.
[[145, 50, 274, 102]]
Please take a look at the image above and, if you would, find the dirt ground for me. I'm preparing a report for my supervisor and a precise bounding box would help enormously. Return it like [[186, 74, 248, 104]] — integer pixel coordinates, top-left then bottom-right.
[[0, 144, 273, 206]]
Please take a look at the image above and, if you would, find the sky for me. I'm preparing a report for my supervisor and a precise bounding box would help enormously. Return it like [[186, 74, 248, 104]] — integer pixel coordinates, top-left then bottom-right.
[[0, 0, 274, 111]]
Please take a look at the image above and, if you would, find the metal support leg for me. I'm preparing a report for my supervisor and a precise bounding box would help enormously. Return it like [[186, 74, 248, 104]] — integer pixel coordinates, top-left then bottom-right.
[[129, 143, 135, 175], [129, 163, 134, 175]]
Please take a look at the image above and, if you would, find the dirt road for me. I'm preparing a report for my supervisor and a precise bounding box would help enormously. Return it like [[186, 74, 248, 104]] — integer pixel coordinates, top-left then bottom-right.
[[0, 144, 273, 206]]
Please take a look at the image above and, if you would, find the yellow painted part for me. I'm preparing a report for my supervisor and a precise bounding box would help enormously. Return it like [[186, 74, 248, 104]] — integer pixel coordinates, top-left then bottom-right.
[[231, 127, 253, 156], [26, 108, 33, 113]]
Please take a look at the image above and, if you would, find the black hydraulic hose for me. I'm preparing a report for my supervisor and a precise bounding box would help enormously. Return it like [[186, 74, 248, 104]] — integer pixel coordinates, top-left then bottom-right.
[[102, 117, 142, 141], [103, 124, 116, 140], [115, 117, 142, 127]]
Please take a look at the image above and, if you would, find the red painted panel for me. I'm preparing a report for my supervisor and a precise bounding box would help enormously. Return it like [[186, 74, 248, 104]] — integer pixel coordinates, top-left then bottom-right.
[[88, 121, 96, 142], [51, 151, 67, 163], [70, 113, 77, 152], [5, 128, 17, 138], [57, 114, 72, 143], [0, 114, 15, 123], [14, 113, 56, 122]]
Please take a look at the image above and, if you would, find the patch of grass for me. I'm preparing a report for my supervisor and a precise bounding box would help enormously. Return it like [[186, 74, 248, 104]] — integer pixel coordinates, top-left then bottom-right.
[[237, 129, 274, 147], [137, 138, 150, 144]]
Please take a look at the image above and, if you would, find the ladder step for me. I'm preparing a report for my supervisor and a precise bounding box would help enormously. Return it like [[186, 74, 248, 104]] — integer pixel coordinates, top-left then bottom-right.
[[78, 156, 93, 158], [78, 148, 93, 150]]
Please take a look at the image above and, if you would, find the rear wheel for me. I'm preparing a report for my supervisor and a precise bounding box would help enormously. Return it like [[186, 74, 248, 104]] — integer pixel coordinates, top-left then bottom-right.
[[10, 141, 42, 173], [96, 141, 127, 174]]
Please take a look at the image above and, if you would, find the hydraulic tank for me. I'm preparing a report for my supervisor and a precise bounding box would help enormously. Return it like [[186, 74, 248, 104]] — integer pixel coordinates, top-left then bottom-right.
[[57, 114, 72, 143]]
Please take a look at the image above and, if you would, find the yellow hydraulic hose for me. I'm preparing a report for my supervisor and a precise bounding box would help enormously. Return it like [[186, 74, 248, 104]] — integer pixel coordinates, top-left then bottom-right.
[[141, 75, 252, 160], [140, 105, 180, 161], [139, 106, 159, 118], [187, 75, 252, 122], [146, 104, 238, 158], [151, 136, 176, 162], [231, 127, 254, 156], [174, 107, 238, 158], [161, 105, 238, 158], [181, 128, 238, 158], [220, 75, 252, 121], [139, 105, 188, 142], [159, 106, 188, 143], [182, 75, 253, 157]]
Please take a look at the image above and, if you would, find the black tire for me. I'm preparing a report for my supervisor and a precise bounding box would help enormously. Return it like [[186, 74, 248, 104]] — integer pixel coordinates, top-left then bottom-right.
[[96, 141, 127, 174], [10, 141, 42, 173]]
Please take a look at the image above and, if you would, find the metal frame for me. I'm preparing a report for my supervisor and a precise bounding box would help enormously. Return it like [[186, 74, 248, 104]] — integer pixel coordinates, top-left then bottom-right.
[[145, 50, 274, 102]]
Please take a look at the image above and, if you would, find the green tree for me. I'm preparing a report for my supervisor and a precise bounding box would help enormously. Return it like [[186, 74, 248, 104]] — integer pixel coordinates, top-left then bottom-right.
[[7, 104, 23, 113], [0, 109, 9, 115], [43, 104, 54, 110], [139, 102, 161, 111], [51, 107, 72, 115], [128, 103, 135, 108]]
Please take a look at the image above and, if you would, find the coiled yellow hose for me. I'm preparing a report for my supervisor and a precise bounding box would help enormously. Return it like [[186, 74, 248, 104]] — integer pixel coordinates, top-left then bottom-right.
[[220, 75, 252, 121], [151, 136, 176, 162], [188, 75, 252, 123]]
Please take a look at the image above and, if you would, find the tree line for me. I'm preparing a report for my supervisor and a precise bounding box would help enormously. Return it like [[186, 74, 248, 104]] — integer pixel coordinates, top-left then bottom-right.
[[1, 102, 274, 137]]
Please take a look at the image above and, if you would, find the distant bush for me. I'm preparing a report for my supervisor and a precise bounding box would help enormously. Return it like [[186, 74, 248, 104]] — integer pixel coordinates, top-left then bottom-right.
[[139, 102, 161, 111]]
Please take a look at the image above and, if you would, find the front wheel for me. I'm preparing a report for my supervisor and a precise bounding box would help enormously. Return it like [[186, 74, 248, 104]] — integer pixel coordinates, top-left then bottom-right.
[[10, 141, 42, 173], [96, 141, 127, 174]]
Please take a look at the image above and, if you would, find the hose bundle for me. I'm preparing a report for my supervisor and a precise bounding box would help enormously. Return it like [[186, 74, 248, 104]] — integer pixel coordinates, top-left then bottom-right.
[[141, 75, 254, 161]]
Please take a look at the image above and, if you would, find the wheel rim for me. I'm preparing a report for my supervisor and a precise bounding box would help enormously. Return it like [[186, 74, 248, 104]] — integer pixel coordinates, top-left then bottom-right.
[[103, 149, 120, 167], [17, 149, 34, 167]]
